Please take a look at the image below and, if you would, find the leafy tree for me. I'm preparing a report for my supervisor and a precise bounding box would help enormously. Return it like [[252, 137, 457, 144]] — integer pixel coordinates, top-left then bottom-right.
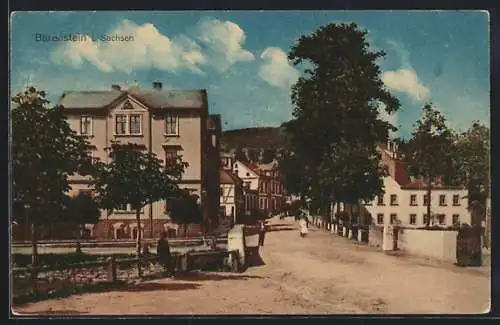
[[65, 191, 100, 253], [450, 122, 490, 206], [247, 148, 260, 163], [11, 86, 93, 265], [166, 190, 203, 237], [233, 146, 247, 163], [261, 147, 277, 164], [93, 142, 187, 277], [281, 22, 400, 220], [398, 103, 454, 227]]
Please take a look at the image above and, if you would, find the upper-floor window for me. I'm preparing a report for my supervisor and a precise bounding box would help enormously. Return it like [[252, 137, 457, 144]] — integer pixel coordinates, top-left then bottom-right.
[[244, 181, 251, 189], [129, 114, 142, 135], [164, 148, 179, 167], [452, 214, 460, 225], [409, 194, 417, 206], [377, 214, 384, 224], [377, 195, 384, 206], [452, 195, 460, 206], [439, 195, 447, 206], [390, 214, 397, 225], [390, 194, 398, 206], [423, 195, 429, 206], [437, 214, 446, 225], [115, 114, 127, 135], [423, 214, 429, 225], [80, 115, 92, 136], [409, 214, 417, 225], [165, 114, 178, 136]]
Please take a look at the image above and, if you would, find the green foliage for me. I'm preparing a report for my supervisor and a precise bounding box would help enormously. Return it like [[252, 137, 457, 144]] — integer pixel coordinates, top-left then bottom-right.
[[399, 103, 455, 181], [92, 142, 187, 213], [11, 86, 93, 225], [233, 147, 248, 162], [261, 147, 277, 164], [65, 191, 101, 225], [449, 122, 490, 205], [166, 189, 203, 227], [247, 148, 260, 163], [281, 22, 400, 215]]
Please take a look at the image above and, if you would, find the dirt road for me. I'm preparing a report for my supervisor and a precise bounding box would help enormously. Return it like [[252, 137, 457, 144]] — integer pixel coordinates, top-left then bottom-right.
[[13, 217, 490, 315]]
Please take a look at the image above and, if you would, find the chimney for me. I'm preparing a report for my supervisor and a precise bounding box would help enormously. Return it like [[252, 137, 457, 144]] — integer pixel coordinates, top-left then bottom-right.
[[111, 84, 121, 91], [152, 81, 162, 90]]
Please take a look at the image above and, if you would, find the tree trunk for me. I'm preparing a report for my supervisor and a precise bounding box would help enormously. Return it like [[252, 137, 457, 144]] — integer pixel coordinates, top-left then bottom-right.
[[184, 223, 188, 237], [135, 209, 143, 278], [76, 224, 83, 254], [426, 178, 432, 228], [31, 221, 38, 266]]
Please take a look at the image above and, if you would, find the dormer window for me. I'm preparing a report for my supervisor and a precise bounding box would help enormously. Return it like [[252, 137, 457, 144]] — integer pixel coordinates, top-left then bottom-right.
[[79, 115, 92, 136]]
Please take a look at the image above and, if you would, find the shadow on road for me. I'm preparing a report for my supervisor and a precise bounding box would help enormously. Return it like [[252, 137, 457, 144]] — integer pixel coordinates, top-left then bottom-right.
[[118, 282, 201, 292], [245, 246, 266, 267], [14, 309, 89, 316], [174, 272, 264, 281], [266, 226, 296, 232]]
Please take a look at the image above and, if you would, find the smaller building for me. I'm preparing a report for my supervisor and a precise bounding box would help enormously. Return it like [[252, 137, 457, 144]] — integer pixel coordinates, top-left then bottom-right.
[[219, 169, 245, 226]]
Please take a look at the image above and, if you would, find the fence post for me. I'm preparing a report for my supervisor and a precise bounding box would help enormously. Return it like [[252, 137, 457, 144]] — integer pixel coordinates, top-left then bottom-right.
[[30, 267, 38, 296], [106, 257, 117, 282]]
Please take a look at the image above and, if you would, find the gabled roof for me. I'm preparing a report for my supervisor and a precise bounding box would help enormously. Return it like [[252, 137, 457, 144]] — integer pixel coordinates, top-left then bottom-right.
[[235, 160, 260, 176], [58, 87, 207, 110], [220, 169, 242, 184]]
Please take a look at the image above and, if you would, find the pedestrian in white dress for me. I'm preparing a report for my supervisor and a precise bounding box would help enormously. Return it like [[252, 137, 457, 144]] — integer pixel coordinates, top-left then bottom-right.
[[299, 218, 309, 237]]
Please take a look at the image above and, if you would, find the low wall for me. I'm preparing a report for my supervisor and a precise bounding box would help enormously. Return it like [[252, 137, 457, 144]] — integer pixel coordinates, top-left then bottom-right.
[[368, 226, 383, 249], [397, 228, 458, 263]]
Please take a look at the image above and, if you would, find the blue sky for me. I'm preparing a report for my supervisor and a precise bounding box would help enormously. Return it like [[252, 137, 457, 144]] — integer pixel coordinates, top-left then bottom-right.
[[10, 11, 490, 137]]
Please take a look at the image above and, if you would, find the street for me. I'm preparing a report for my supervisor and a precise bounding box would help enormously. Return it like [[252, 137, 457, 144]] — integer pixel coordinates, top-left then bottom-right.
[[13, 216, 490, 315]]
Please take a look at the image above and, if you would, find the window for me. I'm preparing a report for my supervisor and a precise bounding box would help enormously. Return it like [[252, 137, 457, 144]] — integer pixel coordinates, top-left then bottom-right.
[[220, 187, 224, 196], [390, 194, 398, 206], [423, 214, 429, 225], [80, 115, 92, 135], [115, 114, 127, 135], [219, 206, 226, 217], [439, 195, 446, 206], [437, 214, 446, 225], [409, 194, 417, 206], [452, 214, 460, 225], [377, 214, 384, 224], [116, 203, 130, 212], [423, 195, 429, 206], [409, 214, 417, 225], [165, 114, 178, 135], [165, 149, 178, 167], [244, 181, 251, 189], [377, 195, 385, 206], [246, 172, 250, 177], [129, 114, 142, 135], [390, 214, 397, 225], [453, 195, 460, 206], [259, 198, 263, 209]]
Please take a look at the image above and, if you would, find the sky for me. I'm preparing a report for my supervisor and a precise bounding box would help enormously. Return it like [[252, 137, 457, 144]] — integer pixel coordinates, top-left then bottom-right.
[[10, 11, 490, 138]]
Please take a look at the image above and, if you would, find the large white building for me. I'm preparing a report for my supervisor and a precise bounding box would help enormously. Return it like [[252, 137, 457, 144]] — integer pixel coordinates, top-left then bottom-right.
[[334, 142, 470, 228]]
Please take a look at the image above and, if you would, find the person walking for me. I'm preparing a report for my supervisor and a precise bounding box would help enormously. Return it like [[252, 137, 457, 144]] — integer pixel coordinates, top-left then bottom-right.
[[157, 231, 174, 277], [258, 219, 266, 246], [299, 217, 309, 238]]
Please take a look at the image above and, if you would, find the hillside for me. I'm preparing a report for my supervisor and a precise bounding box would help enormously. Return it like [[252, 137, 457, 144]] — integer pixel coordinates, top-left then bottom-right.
[[220, 126, 287, 151]]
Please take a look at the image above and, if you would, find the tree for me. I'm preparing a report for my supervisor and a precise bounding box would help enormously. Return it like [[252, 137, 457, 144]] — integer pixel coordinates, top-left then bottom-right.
[[93, 142, 187, 277], [11, 86, 93, 266], [261, 147, 277, 164], [281, 22, 400, 220], [166, 190, 203, 237], [398, 103, 455, 227], [65, 191, 100, 253], [450, 122, 490, 206], [247, 148, 260, 163], [233, 147, 247, 163]]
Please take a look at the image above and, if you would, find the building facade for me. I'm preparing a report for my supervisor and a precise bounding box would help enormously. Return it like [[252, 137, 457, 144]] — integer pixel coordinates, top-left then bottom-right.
[[334, 141, 470, 228], [219, 169, 245, 226], [61, 81, 220, 239]]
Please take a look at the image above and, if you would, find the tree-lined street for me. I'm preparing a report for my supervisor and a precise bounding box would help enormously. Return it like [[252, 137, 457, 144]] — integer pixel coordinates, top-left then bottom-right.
[[14, 216, 490, 315]]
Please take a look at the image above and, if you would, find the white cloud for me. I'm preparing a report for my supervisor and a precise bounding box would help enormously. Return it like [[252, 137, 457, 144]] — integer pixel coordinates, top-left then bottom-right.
[[381, 68, 430, 101], [258, 47, 299, 89], [51, 18, 255, 75], [194, 18, 254, 72]]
